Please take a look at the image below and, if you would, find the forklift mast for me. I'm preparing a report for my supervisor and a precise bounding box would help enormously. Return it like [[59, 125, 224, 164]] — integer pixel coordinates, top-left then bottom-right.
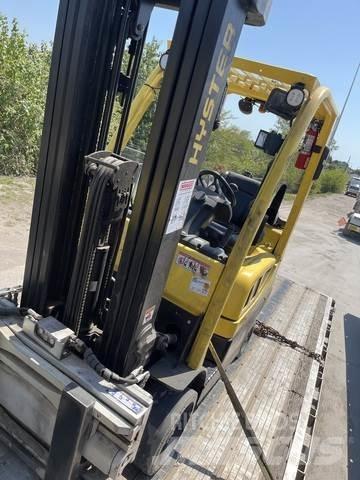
[[21, 0, 151, 313], [100, 1, 250, 375], [22, 0, 271, 376]]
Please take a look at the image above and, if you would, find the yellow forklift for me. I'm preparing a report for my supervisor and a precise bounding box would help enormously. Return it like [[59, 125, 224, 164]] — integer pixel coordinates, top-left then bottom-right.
[[106, 54, 338, 474], [0, 0, 337, 478], [111, 54, 338, 371]]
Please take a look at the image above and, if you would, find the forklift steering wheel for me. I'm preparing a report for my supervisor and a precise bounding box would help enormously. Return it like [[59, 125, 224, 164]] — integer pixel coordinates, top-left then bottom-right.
[[197, 170, 237, 207]]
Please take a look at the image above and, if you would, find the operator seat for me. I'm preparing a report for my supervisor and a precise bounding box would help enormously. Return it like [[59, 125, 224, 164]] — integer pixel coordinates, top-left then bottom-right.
[[203, 172, 287, 251], [182, 189, 232, 236], [223, 172, 260, 227], [181, 186, 232, 261], [181, 172, 287, 260], [181, 172, 262, 257], [224, 172, 287, 226]]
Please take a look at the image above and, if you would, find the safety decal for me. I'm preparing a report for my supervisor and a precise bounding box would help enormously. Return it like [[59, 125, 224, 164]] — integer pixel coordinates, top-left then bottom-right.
[[189, 277, 211, 297], [166, 178, 196, 234], [176, 253, 209, 277], [108, 390, 144, 414], [143, 305, 156, 325]]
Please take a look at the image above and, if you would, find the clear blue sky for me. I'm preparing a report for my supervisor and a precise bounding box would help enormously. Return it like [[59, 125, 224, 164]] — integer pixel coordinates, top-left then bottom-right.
[[1, 0, 359, 167]]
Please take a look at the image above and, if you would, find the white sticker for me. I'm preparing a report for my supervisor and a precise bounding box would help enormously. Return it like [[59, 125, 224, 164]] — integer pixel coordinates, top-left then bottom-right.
[[176, 253, 209, 277], [166, 178, 196, 234], [189, 277, 211, 297], [108, 389, 144, 414], [143, 305, 156, 325]]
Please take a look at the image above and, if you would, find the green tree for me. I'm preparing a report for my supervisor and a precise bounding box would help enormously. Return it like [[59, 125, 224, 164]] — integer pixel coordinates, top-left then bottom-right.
[[206, 121, 270, 176], [0, 14, 51, 175], [130, 39, 162, 152], [274, 117, 290, 136], [107, 38, 162, 153], [325, 137, 339, 164], [319, 168, 348, 193]]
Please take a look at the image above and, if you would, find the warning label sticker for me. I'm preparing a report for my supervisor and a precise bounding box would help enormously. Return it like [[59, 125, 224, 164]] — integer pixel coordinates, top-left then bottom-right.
[[143, 305, 156, 325], [189, 277, 211, 297], [108, 389, 144, 415], [176, 253, 209, 277], [166, 178, 196, 234]]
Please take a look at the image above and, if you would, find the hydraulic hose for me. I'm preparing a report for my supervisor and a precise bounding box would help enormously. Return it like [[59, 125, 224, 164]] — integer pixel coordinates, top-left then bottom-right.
[[83, 347, 139, 385]]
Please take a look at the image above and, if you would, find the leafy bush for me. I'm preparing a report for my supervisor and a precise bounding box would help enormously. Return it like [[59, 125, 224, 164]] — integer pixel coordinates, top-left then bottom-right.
[[278, 153, 348, 195], [107, 39, 162, 153], [0, 15, 51, 175], [318, 168, 348, 193], [205, 122, 271, 176], [281, 156, 302, 193], [310, 176, 321, 194], [1, 14, 347, 199]]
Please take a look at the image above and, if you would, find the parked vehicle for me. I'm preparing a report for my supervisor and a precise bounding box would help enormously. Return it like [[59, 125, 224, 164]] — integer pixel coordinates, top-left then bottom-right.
[[345, 177, 360, 197], [344, 213, 360, 237]]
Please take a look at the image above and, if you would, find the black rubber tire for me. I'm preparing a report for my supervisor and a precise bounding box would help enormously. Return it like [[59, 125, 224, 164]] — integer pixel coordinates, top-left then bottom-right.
[[135, 386, 198, 476]]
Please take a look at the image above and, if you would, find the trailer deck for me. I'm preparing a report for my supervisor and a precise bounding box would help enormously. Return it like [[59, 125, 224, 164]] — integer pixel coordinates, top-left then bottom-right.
[[126, 275, 333, 480], [0, 276, 333, 480]]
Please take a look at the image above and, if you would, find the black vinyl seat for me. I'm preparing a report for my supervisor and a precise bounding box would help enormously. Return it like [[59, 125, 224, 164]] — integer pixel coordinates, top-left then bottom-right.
[[181, 171, 287, 261], [203, 172, 287, 252], [182, 191, 215, 235], [197, 172, 261, 254], [182, 189, 232, 236], [223, 172, 260, 228], [224, 171, 287, 228], [181, 188, 232, 261]]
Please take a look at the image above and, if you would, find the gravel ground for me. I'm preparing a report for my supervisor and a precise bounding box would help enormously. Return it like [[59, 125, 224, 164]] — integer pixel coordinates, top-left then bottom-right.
[[0, 177, 35, 288], [0, 180, 359, 479], [278, 193, 360, 480]]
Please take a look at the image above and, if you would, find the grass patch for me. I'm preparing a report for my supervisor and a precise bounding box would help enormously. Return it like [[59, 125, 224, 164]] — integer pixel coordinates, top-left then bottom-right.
[[0, 176, 35, 204], [284, 192, 296, 202], [0, 176, 15, 186]]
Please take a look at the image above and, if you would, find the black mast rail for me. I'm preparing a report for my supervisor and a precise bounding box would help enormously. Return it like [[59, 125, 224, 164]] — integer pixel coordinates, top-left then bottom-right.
[[21, 0, 152, 314]]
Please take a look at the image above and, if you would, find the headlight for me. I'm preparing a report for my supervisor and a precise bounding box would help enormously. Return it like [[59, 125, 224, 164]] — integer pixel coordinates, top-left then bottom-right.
[[159, 50, 169, 71], [286, 86, 305, 108]]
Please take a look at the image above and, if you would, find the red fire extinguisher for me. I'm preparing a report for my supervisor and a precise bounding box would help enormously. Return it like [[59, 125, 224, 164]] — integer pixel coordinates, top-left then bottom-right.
[[295, 121, 320, 170]]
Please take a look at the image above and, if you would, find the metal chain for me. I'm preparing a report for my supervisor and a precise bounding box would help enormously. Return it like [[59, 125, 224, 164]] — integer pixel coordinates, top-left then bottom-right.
[[254, 320, 323, 364], [0, 286, 22, 305]]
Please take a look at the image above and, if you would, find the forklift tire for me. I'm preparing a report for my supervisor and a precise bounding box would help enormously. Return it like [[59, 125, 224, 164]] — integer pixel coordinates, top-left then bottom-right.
[[135, 387, 198, 476]]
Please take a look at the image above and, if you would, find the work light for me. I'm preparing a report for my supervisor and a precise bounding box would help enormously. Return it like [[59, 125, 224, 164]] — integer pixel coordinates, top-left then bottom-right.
[[238, 97, 254, 114]]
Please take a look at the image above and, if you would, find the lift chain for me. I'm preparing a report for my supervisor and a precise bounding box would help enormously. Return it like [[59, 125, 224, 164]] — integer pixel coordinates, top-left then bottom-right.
[[254, 320, 323, 364]]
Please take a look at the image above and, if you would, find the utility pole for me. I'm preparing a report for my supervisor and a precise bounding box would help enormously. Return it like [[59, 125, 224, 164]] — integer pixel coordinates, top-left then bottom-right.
[[329, 61, 360, 144]]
